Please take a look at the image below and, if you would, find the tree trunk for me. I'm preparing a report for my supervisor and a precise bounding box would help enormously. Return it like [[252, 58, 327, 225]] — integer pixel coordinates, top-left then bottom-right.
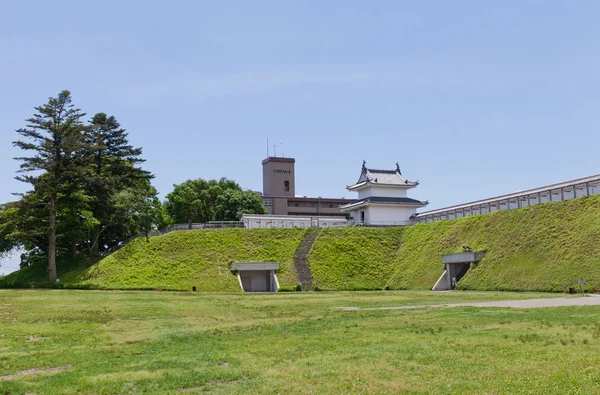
[[88, 225, 107, 264], [71, 239, 77, 260], [89, 232, 100, 264], [48, 196, 57, 282]]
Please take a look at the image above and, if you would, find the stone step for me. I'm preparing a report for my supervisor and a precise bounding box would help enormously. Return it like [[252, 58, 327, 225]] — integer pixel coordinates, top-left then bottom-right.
[[293, 228, 320, 291]]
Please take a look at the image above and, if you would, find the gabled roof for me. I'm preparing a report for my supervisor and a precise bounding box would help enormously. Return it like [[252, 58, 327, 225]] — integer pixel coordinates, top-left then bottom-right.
[[339, 196, 428, 212], [347, 161, 419, 190]]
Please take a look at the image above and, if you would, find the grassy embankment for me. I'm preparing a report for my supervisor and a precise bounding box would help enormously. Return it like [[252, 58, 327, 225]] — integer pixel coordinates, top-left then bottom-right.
[[2, 194, 600, 292], [1, 228, 308, 291], [0, 290, 598, 394], [309, 194, 600, 292]]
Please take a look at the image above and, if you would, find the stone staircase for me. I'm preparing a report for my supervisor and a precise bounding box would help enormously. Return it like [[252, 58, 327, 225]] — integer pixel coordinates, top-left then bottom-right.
[[293, 228, 320, 291]]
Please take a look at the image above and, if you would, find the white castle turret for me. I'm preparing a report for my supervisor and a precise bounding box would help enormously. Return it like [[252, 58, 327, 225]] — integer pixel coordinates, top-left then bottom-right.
[[340, 161, 428, 226]]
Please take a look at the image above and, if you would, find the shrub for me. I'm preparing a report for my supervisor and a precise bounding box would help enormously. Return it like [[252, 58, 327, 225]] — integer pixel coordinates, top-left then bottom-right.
[[278, 286, 296, 292]]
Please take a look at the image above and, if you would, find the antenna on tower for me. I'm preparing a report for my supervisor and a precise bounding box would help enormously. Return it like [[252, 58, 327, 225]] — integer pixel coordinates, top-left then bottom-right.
[[274, 144, 277, 157], [267, 138, 269, 157]]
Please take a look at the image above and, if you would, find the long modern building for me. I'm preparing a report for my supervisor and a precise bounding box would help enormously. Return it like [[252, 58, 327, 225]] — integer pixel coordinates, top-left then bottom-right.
[[260, 157, 353, 217], [413, 173, 600, 224]]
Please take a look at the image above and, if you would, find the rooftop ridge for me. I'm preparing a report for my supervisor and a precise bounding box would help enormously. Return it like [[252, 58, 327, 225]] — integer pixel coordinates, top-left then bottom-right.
[[366, 168, 398, 173]]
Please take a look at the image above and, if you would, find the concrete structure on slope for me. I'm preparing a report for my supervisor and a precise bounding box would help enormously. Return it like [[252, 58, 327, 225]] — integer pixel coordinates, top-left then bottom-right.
[[432, 251, 485, 291], [260, 157, 353, 217], [340, 161, 428, 226], [414, 173, 600, 224], [231, 261, 280, 292]]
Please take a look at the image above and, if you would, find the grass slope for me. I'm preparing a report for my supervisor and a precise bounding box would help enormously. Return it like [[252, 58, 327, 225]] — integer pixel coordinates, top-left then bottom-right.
[[74, 228, 307, 291], [308, 227, 405, 290], [308, 195, 600, 292], [455, 195, 600, 291], [3, 195, 600, 292], [1, 228, 307, 291]]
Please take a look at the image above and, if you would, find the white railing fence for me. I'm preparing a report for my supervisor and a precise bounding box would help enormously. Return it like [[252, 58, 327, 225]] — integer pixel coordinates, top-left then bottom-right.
[[100, 221, 244, 256], [100, 218, 412, 257], [348, 220, 416, 227]]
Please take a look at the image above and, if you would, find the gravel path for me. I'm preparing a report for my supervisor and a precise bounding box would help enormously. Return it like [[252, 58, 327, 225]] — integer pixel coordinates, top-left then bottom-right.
[[334, 295, 600, 311]]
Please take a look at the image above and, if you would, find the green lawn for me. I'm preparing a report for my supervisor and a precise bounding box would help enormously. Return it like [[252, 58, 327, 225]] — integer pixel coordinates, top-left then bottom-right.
[[1, 290, 599, 394]]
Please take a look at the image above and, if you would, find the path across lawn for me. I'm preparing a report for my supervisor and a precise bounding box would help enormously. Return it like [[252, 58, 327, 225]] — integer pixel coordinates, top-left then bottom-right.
[[333, 295, 600, 311]]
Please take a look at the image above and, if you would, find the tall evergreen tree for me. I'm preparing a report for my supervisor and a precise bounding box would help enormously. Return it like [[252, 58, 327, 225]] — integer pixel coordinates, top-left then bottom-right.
[[13, 91, 89, 281], [83, 113, 153, 258]]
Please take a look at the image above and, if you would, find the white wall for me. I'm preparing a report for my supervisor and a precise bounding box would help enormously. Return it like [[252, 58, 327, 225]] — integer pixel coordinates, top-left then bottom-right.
[[350, 208, 370, 224], [366, 205, 417, 225], [244, 218, 310, 228], [563, 189, 575, 200], [243, 216, 348, 229], [416, 182, 600, 225], [357, 186, 408, 199]]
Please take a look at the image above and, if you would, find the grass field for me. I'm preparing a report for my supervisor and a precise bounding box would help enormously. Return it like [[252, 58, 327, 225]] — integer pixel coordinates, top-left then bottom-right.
[[1, 290, 600, 394]]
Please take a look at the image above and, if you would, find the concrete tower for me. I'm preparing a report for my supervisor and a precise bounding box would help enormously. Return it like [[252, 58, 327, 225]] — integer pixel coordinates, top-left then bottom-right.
[[262, 157, 295, 197]]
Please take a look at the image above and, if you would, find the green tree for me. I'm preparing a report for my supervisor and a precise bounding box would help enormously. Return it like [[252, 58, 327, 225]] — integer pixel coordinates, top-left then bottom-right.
[[165, 178, 266, 223], [13, 91, 89, 281], [83, 113, 153, 259], [215, 189, 267, 221], [90, 182, 169, 255], [8, 92, 161, 274], [0, 203, 19, 262]]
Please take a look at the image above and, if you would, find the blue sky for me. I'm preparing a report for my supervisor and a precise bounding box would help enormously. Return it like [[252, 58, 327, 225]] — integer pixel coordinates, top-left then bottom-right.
[[1, 1, 600, 274]]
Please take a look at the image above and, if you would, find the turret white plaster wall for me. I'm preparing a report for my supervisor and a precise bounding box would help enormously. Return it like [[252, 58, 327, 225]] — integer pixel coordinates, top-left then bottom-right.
[[358, 186, 408, 199], [369, 206, 417, 224], [352, 205, 416, 225]]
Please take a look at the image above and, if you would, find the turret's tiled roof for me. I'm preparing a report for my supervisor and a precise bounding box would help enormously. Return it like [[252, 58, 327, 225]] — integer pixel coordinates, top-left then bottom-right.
[[347, 162, 418, 190], [361, 168, 409, 185], [340, 196, 428, 211]]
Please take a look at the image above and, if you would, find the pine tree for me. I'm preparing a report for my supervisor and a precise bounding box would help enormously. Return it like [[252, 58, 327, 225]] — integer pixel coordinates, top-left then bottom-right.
[[84, 113, 153, 258], [13, 91, 89, 281]]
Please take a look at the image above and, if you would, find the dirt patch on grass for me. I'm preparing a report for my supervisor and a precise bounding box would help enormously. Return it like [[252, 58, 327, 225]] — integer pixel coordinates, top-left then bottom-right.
[[0, 365, 72, 381], [180, 378, 247, 392], [332, 296, 600, 311], [87, 369, 168, 382]]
